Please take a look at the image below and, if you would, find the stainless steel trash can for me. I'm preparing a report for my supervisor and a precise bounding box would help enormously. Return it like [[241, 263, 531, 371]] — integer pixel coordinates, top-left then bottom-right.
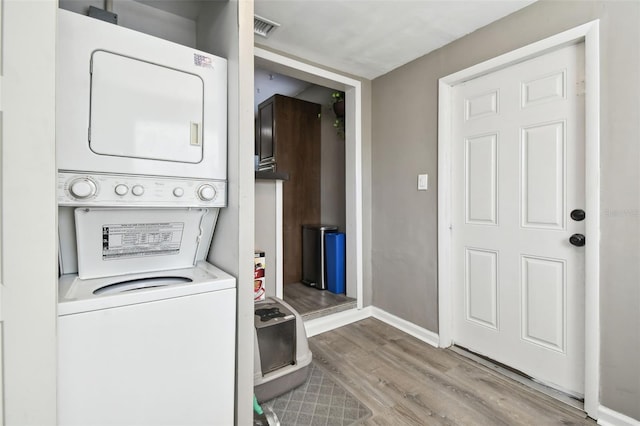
[[301, 224, 338, 290]]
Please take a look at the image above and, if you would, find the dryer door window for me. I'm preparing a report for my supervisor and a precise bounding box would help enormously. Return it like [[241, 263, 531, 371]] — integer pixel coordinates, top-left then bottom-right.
[[89, 50, 204, 164]]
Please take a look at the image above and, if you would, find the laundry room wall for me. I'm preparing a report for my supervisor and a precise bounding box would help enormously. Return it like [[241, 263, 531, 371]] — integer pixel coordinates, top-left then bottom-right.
[[295, 85, 347, 233], [2, 1, 58, 423], [58, 0, 196, 47], [198, 2, 256, 425], [372, 0, 640, 421]]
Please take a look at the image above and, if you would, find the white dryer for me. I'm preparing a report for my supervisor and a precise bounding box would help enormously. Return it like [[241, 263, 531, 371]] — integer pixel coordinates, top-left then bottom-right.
[[56, 9, 228, 181]]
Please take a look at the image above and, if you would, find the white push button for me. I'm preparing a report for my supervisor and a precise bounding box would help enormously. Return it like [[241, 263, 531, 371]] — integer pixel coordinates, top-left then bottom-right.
[[132, 185, 145, 196], [197, 184, 216, 201], [173, 187, 184, 197], [69, 178, 96, 199], [115, 184, 129, 196]]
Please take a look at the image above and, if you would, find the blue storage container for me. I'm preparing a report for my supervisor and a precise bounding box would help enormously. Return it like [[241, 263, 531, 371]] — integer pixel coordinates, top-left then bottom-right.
[[325, 232, 345, 294]]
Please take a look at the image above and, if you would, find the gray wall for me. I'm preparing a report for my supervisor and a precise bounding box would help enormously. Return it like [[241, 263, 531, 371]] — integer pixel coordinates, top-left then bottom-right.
[[371, 0, 640, 419], [295, 85, 347, 233]]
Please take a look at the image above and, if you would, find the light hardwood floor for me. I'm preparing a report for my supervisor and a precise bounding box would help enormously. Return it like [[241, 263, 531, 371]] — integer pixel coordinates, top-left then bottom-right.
[[309, 318, 595, 425], [284, 282, 356, 320]]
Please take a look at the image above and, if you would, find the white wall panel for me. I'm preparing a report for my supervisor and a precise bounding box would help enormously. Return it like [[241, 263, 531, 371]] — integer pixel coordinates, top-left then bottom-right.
[[3, 1, 58, 423], [521, 255, 566, 352], [466, 134, 498, 225], [522, 71, 566, 108], [465, 248, 498, 329], [521, 122, 565, 229], [465, 90, 498, 120]]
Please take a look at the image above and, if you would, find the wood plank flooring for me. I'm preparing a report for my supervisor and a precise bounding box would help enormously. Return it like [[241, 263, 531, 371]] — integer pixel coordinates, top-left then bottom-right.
[[308, 318, 595, 426], [284, 282, 356, 319]]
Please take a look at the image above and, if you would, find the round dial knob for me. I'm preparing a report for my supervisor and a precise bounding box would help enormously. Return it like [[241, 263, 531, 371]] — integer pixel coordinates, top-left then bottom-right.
[[115, 184, 129, 196], [131, 185, 145, 196], [197, 184, 216, 201], [173, 187, 184, 197], [69, 178, 97, 199]]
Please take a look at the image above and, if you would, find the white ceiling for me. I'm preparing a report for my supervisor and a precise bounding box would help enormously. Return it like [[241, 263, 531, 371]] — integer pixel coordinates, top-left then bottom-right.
[[137, 0, 535, 79], [135, 0, 536, 80], [254, 0, 536, 79]]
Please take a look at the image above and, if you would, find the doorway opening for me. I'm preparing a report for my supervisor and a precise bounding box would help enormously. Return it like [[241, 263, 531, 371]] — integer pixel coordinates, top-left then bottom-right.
[[254, 47, 363, 320]]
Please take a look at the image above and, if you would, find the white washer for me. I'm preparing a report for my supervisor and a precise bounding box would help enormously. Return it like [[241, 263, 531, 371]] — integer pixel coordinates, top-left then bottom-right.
[[58, 262, 236, 426], [57, 194, 235, 425]]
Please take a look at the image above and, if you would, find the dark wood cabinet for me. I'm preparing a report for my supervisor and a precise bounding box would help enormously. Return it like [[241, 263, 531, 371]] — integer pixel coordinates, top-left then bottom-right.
[[256, 94, 321, 285], [257, 99, 275, 169]]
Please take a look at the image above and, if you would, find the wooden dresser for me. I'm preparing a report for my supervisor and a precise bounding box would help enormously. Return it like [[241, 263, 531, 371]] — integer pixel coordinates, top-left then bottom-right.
[[256, 94, 321, 285]]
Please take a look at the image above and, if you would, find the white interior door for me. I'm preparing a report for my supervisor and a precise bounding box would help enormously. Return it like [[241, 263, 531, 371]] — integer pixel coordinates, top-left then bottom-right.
[[451, 43, 586, 396]]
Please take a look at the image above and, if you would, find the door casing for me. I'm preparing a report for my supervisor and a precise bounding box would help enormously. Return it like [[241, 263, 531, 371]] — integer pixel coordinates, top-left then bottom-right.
[[437, 21, 600, 417]]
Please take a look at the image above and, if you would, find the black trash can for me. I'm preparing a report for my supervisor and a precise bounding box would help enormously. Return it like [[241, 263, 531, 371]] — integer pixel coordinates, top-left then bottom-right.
[[301, 224, 338, 290]]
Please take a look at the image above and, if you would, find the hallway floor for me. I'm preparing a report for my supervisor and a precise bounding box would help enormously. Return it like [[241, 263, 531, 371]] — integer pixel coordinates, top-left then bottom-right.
[[309, 318, 595, 425], [284, 282, 356, 320]]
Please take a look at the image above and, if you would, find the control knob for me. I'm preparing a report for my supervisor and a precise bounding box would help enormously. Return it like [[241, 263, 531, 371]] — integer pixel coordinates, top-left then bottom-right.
[[131, 185, 145, 196], [69, 177, 97, 199], [197, 184, 217, 201], [115, 184, 129, 196], [173, 187, 184, 197]]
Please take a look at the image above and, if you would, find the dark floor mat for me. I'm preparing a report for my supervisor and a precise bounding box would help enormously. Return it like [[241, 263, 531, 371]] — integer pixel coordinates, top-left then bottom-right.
[[264, 361, 372, 426]]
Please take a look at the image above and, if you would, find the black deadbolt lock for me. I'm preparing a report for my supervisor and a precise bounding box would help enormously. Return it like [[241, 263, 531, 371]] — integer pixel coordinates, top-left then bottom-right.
[[570, 209, 586, 221], [569, 233, 586, 247]]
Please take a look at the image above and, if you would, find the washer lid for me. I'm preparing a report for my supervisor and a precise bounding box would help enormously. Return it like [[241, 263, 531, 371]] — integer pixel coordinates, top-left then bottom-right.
[[93, 276, 193, 296], [58, 261, 236, 315], [75, 207, 214, 279]]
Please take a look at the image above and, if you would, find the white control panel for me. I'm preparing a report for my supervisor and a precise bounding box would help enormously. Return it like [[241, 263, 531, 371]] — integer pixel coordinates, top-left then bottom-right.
[[58, 172, 227, 207]]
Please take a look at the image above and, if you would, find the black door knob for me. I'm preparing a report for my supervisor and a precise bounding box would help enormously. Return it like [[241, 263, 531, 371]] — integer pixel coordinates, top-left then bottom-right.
[[571, 209, 586, 221], [569, 234, 586, 247]]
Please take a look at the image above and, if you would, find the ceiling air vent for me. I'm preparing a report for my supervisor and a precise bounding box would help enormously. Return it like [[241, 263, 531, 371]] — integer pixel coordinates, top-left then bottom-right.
[[254, 15, 280, 38]]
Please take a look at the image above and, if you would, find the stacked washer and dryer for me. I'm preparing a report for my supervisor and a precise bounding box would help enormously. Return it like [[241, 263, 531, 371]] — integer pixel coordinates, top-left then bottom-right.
[[56, 10, 234, 425]]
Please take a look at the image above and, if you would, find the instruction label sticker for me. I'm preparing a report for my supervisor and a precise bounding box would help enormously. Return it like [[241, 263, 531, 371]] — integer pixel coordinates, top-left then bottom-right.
[[102, 222, 184, 260]]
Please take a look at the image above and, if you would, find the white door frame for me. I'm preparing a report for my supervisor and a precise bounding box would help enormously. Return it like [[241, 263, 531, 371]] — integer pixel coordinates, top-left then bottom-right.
[[437, 21, 600, 417], [254, 47, 364, 310]]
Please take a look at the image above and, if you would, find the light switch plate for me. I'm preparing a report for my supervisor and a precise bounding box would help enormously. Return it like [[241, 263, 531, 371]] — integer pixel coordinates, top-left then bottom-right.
[[418, 174, 428, 191]]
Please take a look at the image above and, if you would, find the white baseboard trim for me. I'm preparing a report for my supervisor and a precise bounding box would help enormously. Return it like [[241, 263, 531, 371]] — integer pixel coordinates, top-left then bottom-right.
[[304, 306, 373, 337], [598, 406, 640, 426], [303, 305, 440, 346], [370, 307, 440, 348]]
